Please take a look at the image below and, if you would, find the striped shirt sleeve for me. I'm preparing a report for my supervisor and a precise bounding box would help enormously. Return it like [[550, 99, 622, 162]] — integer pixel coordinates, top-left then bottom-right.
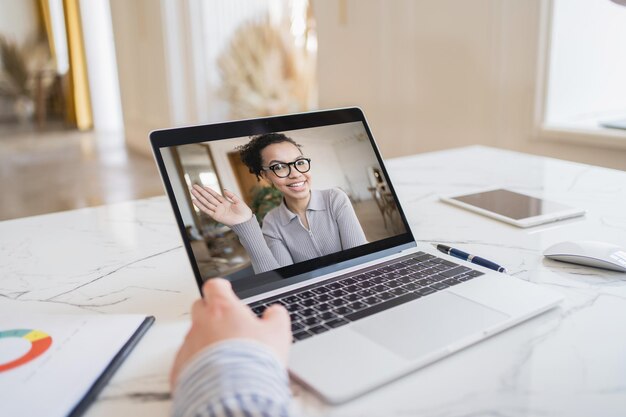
[[171, 339, 293, 417], [231, 216, 292, 273]]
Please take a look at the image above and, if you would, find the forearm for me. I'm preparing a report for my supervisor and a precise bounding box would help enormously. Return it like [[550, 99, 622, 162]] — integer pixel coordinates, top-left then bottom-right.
[[231, 216, 282, 273], [171, 339, 293, 417]]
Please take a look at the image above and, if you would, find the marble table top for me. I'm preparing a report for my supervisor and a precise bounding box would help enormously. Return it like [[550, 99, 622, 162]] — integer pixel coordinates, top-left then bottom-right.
[[1, 146, 625, 416]]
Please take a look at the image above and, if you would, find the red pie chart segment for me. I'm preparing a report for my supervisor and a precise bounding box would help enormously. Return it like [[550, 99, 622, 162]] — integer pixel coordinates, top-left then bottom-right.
[[0, 329, 53, 372]]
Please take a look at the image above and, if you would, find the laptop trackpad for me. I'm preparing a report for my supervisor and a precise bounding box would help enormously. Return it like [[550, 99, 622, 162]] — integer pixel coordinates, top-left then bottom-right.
[[352, 292, 509, 360]]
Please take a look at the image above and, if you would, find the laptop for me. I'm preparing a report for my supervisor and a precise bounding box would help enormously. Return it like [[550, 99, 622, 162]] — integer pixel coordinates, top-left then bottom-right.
[[150, 107, 562, 404]]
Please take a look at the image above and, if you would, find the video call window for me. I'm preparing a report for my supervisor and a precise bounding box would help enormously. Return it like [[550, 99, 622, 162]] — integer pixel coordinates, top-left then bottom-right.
[[160, 121, 407, 285]]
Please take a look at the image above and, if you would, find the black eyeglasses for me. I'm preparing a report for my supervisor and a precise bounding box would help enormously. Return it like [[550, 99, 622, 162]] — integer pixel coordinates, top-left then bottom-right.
[[262, 158, 311, 178]]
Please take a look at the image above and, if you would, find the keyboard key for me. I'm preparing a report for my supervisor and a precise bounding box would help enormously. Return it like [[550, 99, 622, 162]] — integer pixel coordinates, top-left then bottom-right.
[[442, 278, 461, 286], [293, 330, 313, 341], [333, 306, 354, 315], [291, 322, 304, 332], [338, 277, 357, 286], [318, 311, 336, 321], [315, 303, 332, 312], [302, 316, 321, 326], [327, 318, 350, 328], [285, 303, 301, 312], [357, 280, 375, 288], [300, 298, 316, 307], [430, 274, 449, 282], [385, 280, 403, 288], [289, 312, 302, 322], [467, 270, 484, 277], [416, 278, 434, 286], [372, 284, 389, 293], [354, 274, 370, 281], [299, 291, 315, 299], [431, 282, 449, 290], [457, 275, 473, 282], [313, 294, 332, 303], [300, 308, 317, 317], [440, 266, 472, 277], [251, 305, 267, 315], [309, 325, 330, 334], [327, 282, 343, 290], [363, 296, 382, 305], [386, 272, 403, 279], [343, 293, 360, 302], [312, 286, 331, 295], [330, 289, 348, 297], [345, 292, 422, 322], [330, 298, 348, 307], [349, 301, 367, 311], [397, 276, 413, 284], [389, 287, 409, 296], [370, 277, 386, 284], [403, 283, 421, 291], [416, 287, 436, 296], [343, 285, 360, 293], [378, 292, 395, 301], [282, 295, 300, 304], [357, 289, 375, 297]]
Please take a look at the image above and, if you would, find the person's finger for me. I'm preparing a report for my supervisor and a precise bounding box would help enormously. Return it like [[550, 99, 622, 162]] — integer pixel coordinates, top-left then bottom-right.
[[192, 186, 222, 209], [190, 188, 213, 209], [222, 188, 241, 204], [190, 298, 205, 322], [262, 303, 291, 330], [201, 186, 225, 204], [191, 198, 215, 213], [202, 278, 237, 304], [191, 195, 216, 211]]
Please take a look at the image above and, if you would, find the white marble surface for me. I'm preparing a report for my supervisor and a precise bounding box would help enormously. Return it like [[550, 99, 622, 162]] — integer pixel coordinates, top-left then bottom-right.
[[2, 146, 625, 416]]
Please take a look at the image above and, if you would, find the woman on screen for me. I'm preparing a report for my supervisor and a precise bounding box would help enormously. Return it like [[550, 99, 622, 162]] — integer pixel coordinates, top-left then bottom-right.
[[190, 133, 368, 274]]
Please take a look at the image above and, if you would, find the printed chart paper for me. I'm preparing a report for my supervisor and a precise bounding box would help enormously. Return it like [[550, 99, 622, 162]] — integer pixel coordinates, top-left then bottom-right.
[[0, 314, 148, 417]]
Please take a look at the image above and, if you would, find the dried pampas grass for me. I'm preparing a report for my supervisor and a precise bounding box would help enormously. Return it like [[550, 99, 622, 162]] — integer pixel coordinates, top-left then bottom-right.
[[218, 18, 316, 118]]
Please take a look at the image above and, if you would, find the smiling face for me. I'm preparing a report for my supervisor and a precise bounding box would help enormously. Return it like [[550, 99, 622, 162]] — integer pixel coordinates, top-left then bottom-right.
[[260, 141, 312, 203]]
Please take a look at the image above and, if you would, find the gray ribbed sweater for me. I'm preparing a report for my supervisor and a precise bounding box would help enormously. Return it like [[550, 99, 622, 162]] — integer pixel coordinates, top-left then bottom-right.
[[231, 188, 368, 274]]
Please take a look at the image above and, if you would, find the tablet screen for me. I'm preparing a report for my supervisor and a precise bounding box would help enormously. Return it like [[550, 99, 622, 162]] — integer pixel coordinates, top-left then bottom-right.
[[450, 189, 572, 220]]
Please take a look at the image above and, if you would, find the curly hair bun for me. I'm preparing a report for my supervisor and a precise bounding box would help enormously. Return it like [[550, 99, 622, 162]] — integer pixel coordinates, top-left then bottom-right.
[[236, 133, 302, 179]]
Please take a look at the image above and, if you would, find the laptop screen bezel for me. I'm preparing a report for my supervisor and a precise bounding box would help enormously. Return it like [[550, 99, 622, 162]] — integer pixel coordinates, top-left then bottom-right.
[[150, 107, 416, 298]]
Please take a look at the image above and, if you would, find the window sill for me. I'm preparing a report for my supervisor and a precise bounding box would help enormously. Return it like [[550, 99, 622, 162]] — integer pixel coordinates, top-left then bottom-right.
[[536, 123, 626, 151]]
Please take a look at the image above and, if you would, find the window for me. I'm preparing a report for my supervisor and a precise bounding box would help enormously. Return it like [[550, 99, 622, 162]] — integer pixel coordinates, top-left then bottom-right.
[[538, 0, 626, 142]]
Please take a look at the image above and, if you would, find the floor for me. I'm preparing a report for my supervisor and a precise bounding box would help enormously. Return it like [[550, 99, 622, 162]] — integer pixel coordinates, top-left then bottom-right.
[[0, 128, 165, 221], [353, 199, 404, 242]]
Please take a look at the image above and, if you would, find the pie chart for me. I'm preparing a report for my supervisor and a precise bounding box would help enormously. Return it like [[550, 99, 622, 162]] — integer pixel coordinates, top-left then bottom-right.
[[0, 329, 52, 372]]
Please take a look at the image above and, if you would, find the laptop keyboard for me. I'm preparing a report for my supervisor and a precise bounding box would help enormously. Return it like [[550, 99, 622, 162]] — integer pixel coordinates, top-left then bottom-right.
[[248, 251, 485, 343]]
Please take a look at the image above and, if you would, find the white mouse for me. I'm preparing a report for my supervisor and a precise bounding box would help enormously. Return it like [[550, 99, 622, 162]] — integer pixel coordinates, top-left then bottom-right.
[[543, 240, 626, 272]]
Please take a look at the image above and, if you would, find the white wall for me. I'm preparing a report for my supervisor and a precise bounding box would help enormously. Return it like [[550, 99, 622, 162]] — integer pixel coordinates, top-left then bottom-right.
[[0, 0, 38, 46], [313, 0, 626, 170]]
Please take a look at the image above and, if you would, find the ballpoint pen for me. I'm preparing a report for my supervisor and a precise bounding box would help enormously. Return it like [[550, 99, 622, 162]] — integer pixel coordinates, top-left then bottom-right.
[[434, 244, 508, 273]]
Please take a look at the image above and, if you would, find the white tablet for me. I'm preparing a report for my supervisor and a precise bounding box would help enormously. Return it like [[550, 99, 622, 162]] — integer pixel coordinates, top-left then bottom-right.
[[440, 188, 586, 228]]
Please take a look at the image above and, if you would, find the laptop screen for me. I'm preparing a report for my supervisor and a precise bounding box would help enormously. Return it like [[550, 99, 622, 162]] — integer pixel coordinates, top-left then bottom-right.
[[151, 109, 414, 298]]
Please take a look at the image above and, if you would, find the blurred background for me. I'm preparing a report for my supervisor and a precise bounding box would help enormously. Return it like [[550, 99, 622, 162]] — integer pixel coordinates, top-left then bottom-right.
[[1, 0, 625, 221]]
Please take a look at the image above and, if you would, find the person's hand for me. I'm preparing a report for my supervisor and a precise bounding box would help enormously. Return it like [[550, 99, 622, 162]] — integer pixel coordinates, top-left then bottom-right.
[[190, 185, 253, 227], [170, 278, 292, 389]]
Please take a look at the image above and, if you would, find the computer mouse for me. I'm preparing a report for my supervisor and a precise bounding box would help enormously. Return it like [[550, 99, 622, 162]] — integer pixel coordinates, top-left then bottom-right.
[[543, 240, 626, 272]]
